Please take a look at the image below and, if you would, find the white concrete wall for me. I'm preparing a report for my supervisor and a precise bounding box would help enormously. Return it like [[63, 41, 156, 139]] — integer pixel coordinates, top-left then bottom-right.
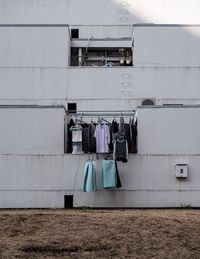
[[0, 154, 199, 208], [0, 26, 199, 107], [138, 107, 200, 155], [1, 0, 200, 25], [1, 1, 200, 208], [134, 26, 200, 67], [1, 67, 200, 108], [70, 25, 133, 39], [67, 67, 200, 110], [0, 27, 69, 67], [0, 68, 67, 100], [0, 108, 65, 154]]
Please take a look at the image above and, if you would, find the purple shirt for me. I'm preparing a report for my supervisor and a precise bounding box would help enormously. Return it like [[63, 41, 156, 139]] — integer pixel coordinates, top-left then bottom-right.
[[94, 124, 110, 153]]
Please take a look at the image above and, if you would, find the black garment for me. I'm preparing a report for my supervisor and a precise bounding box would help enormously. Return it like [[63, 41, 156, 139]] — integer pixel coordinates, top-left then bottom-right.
[[124, 122, 137, 153], [119, 116, 125, 135], [124, 123, 131, 153], [82, 124, 96, 153], [111, 120, 119, 133], [67, 119, 75, 153], [89, 124, 96, 153], [109, 124, 114, 152], [113, 133, 128, 163], [115, 161, 122, 188], [131, 123, 137, 153], [82, 126, 89, 153]]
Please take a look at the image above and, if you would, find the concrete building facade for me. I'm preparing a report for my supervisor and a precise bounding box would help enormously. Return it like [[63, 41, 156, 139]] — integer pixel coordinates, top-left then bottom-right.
[[0, 0, 200, 208]]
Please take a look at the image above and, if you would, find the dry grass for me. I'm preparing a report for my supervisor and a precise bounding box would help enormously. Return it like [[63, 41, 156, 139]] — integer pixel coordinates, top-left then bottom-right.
[[0, 209, 200, 258]]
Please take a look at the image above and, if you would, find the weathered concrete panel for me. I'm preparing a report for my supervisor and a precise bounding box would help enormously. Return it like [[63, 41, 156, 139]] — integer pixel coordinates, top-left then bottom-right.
[[0, 154, 199, 208], [1, 67, 200, 103], [0, 108, 65, 154], [0, 68, 67, 100], [138, 107, 200, 154], [0, 27, 69, 67], [0, 0, 200, 25], [134, 26, 200, 67], [67, 67, 200, 101]]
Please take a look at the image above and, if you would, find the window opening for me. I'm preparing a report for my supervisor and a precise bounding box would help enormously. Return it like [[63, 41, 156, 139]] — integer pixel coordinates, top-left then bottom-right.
[[70, 47, 132, 67], [68, 103, 77, 113], [71, 29, 79, 39], [64, 195, 73, 209]]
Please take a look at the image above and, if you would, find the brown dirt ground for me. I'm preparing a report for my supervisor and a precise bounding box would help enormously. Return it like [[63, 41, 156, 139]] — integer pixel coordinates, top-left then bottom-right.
[[0, 209, 200, 259]]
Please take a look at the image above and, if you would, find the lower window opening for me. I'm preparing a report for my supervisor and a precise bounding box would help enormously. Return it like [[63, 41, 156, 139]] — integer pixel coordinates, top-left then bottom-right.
[[64, 195, 74, 209]]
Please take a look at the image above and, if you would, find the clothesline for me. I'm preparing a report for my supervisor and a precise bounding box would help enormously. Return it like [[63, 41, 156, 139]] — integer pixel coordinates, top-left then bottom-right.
[[68, 110, 135, 118]]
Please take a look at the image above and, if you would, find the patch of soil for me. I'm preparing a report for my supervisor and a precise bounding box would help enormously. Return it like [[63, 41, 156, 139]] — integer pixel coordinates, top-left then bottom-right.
[[0, 209, 200, 258]]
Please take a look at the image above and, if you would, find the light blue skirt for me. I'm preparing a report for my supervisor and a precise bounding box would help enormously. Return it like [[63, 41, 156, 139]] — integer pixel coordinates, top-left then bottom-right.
[[102, 159, 117, 189], [83, 160, 96, 192]]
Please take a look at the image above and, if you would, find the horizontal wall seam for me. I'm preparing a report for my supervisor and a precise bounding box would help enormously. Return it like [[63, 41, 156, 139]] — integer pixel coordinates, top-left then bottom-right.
[[0, 154, 200, 157], [1, 24, 200, 27], [0, 67, 68, 69], [0, 189, 200, 192], [1, 66, 200, 69], [0, 24, 69, 27]]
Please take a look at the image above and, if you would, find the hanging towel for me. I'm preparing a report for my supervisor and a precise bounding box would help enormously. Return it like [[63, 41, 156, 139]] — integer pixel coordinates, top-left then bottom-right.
[[102, 159, 121, 189], [83, 160, 96, 192]]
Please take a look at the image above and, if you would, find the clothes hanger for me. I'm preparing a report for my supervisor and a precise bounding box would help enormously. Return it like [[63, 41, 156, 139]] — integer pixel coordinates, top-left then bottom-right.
[[98, 116, 101, 124], [87, 153, 91, 161], [90, 116, 96, 125], [100, 117, 110, 124]]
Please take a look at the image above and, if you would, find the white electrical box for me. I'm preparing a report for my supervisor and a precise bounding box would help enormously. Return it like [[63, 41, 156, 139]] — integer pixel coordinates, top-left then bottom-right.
[[175, 164, 188, 178]]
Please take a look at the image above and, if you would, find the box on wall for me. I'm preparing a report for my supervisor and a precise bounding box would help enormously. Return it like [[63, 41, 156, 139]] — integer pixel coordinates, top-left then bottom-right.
[[175, 164, 188, 178]]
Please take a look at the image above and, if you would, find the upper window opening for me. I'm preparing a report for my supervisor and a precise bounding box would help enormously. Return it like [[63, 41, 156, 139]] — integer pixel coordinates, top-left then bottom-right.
[[70, 47, 133, 67], [71, 29, 79, 39], [68, 103, 77, 113]]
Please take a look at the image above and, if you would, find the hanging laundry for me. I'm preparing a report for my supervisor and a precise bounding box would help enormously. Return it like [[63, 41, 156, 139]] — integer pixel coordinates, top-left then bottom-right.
[[94, 123, 110, 153], [113, 133, 128, 162], [67, 113, 137, 155], [109, 119, 118, 152], [82, 127, 89, 153], [70, 124, 83, 154], [124, 120, 137, 153], [82, 124, 96, 153], [131, 122, 137, 153], [115, 161, 122, 188], [101, 159, 122, 189], [124, 122, 131, 152], [67, 119, 75, 153], [88, 124, 96, 153], [119, 116, 125, 135], [72, 125, 82, 142], [111, 119, 119, 133], [83, 160, 96, 192]]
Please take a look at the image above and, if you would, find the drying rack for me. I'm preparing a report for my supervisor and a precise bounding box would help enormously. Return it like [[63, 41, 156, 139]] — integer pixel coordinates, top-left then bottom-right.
[[67, 110, 135, 118]]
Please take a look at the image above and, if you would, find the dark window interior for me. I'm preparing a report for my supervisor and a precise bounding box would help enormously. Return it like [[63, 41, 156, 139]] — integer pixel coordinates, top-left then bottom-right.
[[70, 47, 133, 67], [68, 103, 77, 113], [71, 29, 79, 39], [142, 99, 155, 105], [64, 195, 73, 209]]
